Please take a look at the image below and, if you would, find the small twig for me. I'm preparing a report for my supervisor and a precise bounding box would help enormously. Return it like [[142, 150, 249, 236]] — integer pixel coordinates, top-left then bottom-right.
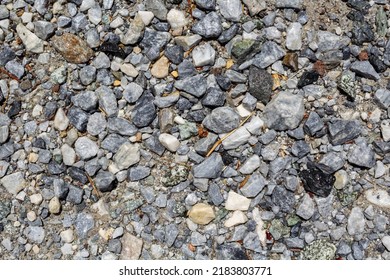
[[206, 112, 254, 157], [87, 174, 101, 199], [0, 67, 20, 81]]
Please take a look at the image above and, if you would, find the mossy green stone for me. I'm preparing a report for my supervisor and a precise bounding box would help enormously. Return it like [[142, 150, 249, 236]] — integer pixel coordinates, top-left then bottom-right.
[[232, 39, 262, 62], [269, 219, 290, 240], [301, 239, 337, 260], [376, 7, 387, 37]]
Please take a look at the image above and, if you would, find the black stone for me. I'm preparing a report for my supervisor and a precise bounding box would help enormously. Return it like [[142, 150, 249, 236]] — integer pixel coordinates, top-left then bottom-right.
[[248, 66, 273, 104], [347, 0, 370, 12], [221, 151, 235, 165], [216, 243, 248, 260], [131, 92, 157, 128], [176, 97, 193, 112], [297, 71, 319, 88], [351, 21, 374, 45], [44, 101, 58, 120], [373, 141, 390, 156], [165, 45, 184, 65], [67, 107, 89, 132], [7, 100, 21, 118], [98, 41, 126, 58], [299, 161, 335, 197], [68, 167, 88, 184], [186, 109, 206, 123], [66, 184, 84, 204], [271, 186, 296, 213], [369, 55, 387, 73]]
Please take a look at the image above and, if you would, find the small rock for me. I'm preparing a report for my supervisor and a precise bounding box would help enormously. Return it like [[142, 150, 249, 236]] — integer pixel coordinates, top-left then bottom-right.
[[53, 108, 69, 131], [121, 13, 145, 45], [276, 0, 303, 9], [253, 41, 286, 69], [286, 22, 302, 51], [0, 172, 26, 195], [242, 0, 266, 16], [347, 142, 375, 168], [49, 197, 61, 214], [131, 93, 156, 128], [74, 137, 99, 160], [67, 107, 89, 132], [75, 212, 94, 239], [347, 207, 365, 236], [94, 171, 116, 192], [17, 23, 44, 53], [151, 56, 169, 78], [120, 233, 143, 259], [51, 33, 94, 63], [113, 142, 140, 170], [365, 188, 390, 208], [145, 0, 167, 21], [192, 12, 222, 39], [192, 43, 216, 67], [60, 229, 74, 243], [328, 119, 361, 146], [374, 89, 390, 109], [167, 9, 187, 29], [221, 126, 251, 150], [24, 226, 45, 244], [158, 133, 180, 152], [202, 107, 240, 134], [350, 61, 380, 80], [334, 170, 349, 189], [225, 191, 251, 211], [239, 155, 261, 174], [272, 186, 296, 213], [301, 239, 336, 260], [224, 210, 248, 227], [188, 203, 215, 225], [174, 35, 202, 51], [123, 82, 143, 104], [240, 173, 267, 198], [248, 66, 273, 104], [193, 153, 224, 179], [174, 74, 207, 98], [218, 0, 242, 22], [300, 162, 335, 197], [296, 194, 315, 220]]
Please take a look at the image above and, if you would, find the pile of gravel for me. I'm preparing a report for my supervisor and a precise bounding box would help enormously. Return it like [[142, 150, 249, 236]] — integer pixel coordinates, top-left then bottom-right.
[[1, 0, 390, 260]]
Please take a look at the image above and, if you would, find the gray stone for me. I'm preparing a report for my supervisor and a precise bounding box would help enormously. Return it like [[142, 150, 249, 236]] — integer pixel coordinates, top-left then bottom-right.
[[5, 61, 24, 79], [0, 46, 15, 66], [79, 66, 97, 86], [239, 155, 261, 174], [154, 92, 180, 108], [240, 173, 267, 198], [374, 89, 390, 109], [0, 172, 25, 195], [16, 23, 44, 53], [192, 12, 222, 39], [66, 185, 84, 204], [145, 135, 166, 156], [195, 0, 216, 10], [145, 0, 168, 20], [72, 91, 98, 111], [87, 113, 107, 136], [72, 13, 88, 31], [129, 166, 150, 181], [221, 126, 251, 150], [272, 186, 295, 213], [191, 232, 207, 246], [285, 237, 305, 249], [328, 119, 361, 146], [121, 13, 145, 45], [88, 5, 102, 25], [179, 122, 198, 140], [248, 66, 273, 104], [192, 43, 216, 67], [68, 107, 89, 132], [276, 0, 303, 9], [208, 183, 224, 205], [286, 22, 302, 51], [261, 142, 280, 161], [317, 152, 345, 174], [304, 112, 324, 136], [347, 142, 375, 168], [253, 41, 286, 69], [193, 153, 224, 179], [108, 117, 137, 136], [34, 21, 55, 40], [242, 0, 266, 16], [95, 171, 116, 192], [350, 61, 380, 80], [140, 186, 155, 203], [114, 142, 140, 170], [75, 212, 94, 239], [131, 93, 157, 128], [0, 5, 9, 20], [165, 224, 179, 247], [264, 91, 305, 131], [194, 133, 218, 156], [243, 232, 262, 252], [218, 0, 242, 22], [0, 126, 9, 144], [93, 52, 110, 69], [108, 239, 122, 254], [0, 160, 9, 178], [202, 87, 226, 107], [24, 226, 45, 244], [96, 86, 118, 117], [123, 82, 143, 104], [174, 74, 207, 98], [0, 200, 10, 220], [316, 31, 350, 53], [302, 239, 337, 260], [347, 207, 365, 236], [202, 107, 240, 134], [75, 137, 98, 160], [296, 194, 315, 220]]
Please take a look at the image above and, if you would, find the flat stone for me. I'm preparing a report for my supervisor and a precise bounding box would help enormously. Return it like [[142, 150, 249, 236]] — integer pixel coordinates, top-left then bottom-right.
[[67, 107, 89, 132], [272, 186, 296, 213], [316, 31, 350, 53], [240, 173, 267, 197], [218, 0, 242, 22], [174, 35, 202, 51], [113, 142, 140, 170], [87, 113, 107, 136], [74, 137, 98, 160], [1, 172, 26, 195], [51, 33, 94, 63], [304, 112, 324, 136], [317, 152, 345, 174], [121, 13, 145, 45], [202, 106, 240, 134], [264, 91, 305, 131], [328, 119, 361, 146], [253, 41, 286, 69], [239, 155, 261, 174], [53, 108, 69, 131], [49, 197, 61, 214], [347, 207, 365, 236], [221, 126, 251, 150], [193, 153, 224, 179], [192, 43, 216, 67], [188, 203, 215, 225], [34, 20, 55, 40], [194, 133, 218, 156], [350, 61, 380, 80], [224, 210, 248, 227], [296, 194, 315, 220], [374, 89, 390, 109], [174, 74, 207, 98], [365, 188, 390, 208], [145, 0, 168, 21], [75, 212, 94, 239], [248, 66, 273, 104], [72, 91, 98, 112], [129, 166, 150, 181], [286, 22, 302, 51], [123, 82, 143, 104], [347, 142, 375, 168], [24, 226, 45, 244], [225, 191, 251, 211], [96, 86, 118, 117], [158, 133, 180, 152], [382, 236, 390, 251], [17, 23, 44, 53], [131, 92, 156, 128], [195, 0, 216, 10]]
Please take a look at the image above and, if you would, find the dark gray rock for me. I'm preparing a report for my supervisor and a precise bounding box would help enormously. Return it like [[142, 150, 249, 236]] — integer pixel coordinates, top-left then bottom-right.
[[97, 86, 118, 117], [144, 135, 166, 156], [202, 106, 240, 134], [95, 171, 116, 192], [193, 153, 224, 178], [0, 46, 15, 66], [374, 89, 390, 109], [218, 24, 239, 44], [71, 91, 98, 112], [248, 66, 273, 104], [68, 107, 89, 132], [107, 117, 137, 136], [328, 119, 361, 146], [195, 0, 216, 10], [34, 21, 55, 40], [131, 92, 157, 128], [192, 12, 222, 39], [48, 160, 66, 175], [350, 61, 380, 80], [253, 41, 286, 69], [101, 134, 127, 153], [272, 186, 296, 213], [165, 45, 184, 65], [174, 74, 207, 98], [304, 112, 324, 136], [208, 183, 224, 205], [194, 133, 218, 156], [165, 224, 179, 247], [68, 167, 88, 184], [79, 65, 97, 86], [241, 173, 267, 198], [300, 161, 335, 197], [317, 152, 345, 174], [129, 166, 151, 181], [216, 243, 248, 260], [53, 179, 69, 200], [66, 184, 84, 204], [202, 87, 225, 107], [108, 239, 122, 254], [140, 28, 170, 61]]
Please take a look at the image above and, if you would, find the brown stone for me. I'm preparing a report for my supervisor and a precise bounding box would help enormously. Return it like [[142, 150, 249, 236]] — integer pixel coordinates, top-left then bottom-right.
[[120, 233, 143, 260], [282, 52, 299, 72], [51, 33, 94, 64]]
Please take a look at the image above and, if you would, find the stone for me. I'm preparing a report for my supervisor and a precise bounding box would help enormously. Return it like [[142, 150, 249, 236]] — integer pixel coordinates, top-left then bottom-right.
[[264, 91, 305, 131], [66, 184, 84, 204], [72, 91, 98, 112], [51, 33, 94, 64], [16, 23, 44, 53], [286, 22, 302, 51], [316, 31, 350, 53], [131, 93, 157, 128], [60, 229, 74, 243], [192, 12, 222, 39], [188, 203, 215, 225], [140, 28, 171, 61], [129, 166, 150, 181], [1, 172, 26, 195], [178, 121, 198, 140], [216, 243, 248, 260], [174, 35, 202, 51], [192, 43, 216, 67], [347, 142, 375, 168], [74, 137, 98, 160], [334, 170, 348, 189], [224, 210, 248, 227], [347, 207, 365, 236], [114, 142, 140, 170], [87, 113, 107, 136], [96, 86, 118, 117], [145, 0, 168, 21], [301, 239, 336, 260], [376, 7, 387, 37], [75, 213, 94, 239], [24, 226, 45, 244], [382, 236, 390, 251], [202, 107, 240, 134], [95, 171, 116, 192], [5, 61, 24, 79], [195, 0, 216, 10], [221, 126, 251, 150], [123, 82, 143, 104], [239, 155, 261, 174], [276, 0, 303, 9], [93, 52, 110, 69], [242, 0, 266, 16], [120, 63, 138, 78], [231, 39, 262, 63], [167, 9, 187, 29], [107, 118, 137, 136], [165, 45, 184, 65], [365, 188, 390, 208], [67, 107, 89, 132], [0, 46, 15, 66], [48, 197, 61, 214], [151, 56, 169, 78], [240, 173, 266, 198], [225, 191, 251, 211], [300, 161, 335, 197], [304, 112, 324, 136], [374, 89, 390, 109], [79, 66, 97, 86], [158, 133, 180, 152], [296, 194, 315, 220], [34, 21, 55, 40], [174, 74, 207, 98], [272, 186, 296, 213], [350, 61, 380, 80], [193, 153, 224, 179], [253, 41, 286, 69], [194, 133, 218, 156], [317, 152, 345, 174], [218, 0, 242, 22], [248, 66, 273, 104], [328, 119, 361, 146], [0, 126, 8, 144], [138, 11, 154, 25], [121, 14, 144, 45]]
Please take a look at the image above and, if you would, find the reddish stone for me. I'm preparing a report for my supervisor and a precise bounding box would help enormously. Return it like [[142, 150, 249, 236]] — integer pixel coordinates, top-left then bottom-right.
[[51, 33, 94, 64]]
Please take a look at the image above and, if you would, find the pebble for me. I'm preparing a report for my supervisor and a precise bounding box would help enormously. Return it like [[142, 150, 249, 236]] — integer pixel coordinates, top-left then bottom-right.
[[350, 61, 380, 80], [347, 207, 365, 236], [202, 107, 240, 134], [16, 23, 44, 53], [240, 173, 267, 198], [113, 142, 140, 170], [347, 142, 375, 168], [239, 155, 261, 174], [75, 213, 94, 239], [151, 56, 169, 78], [95, 171, 116, 192], [221, 127, 251, 150], [296, 194, 315, 220], [51, 33, 94, 64], [192, 43, 216, 67], [365, 189, 390, 208], [224, 210, 248, 227], [248, 66, 273, 104], [225, 191, 251, 211], [218, 0, 242, 22], [192, 12, 222, 39], [382, 236, 390, 252], [188, 203, 215, 225], [121, 13, 145, 45], [120, 233, 143, 260], [0, 172, 26, 195], [158, 133, 180, 152], [253, 41, 286, 69], [167, 9, 187, 29], [328, 119, 361, 146], [286, 22, 302, 51], [74, 137, 99, 160], [48, 197, 61, 214], [174, 74, 207, 98], [242, 0, 266, 16]]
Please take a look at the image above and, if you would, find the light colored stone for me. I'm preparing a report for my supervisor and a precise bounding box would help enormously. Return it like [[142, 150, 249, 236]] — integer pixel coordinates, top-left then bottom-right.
[[30, 193, 43, 205], [174, 35, 202, 51], [16, 23, 44, 53], [120, 63, 139, 78], [382, 236, 390, 251], [1, 172, 26, 195], [120, 233, 143, 260], [221, 126, 251, 150], [121, 13, 145, 45], [61, 144, 76, 166], [138, 11, 154, 25], [60, 229, 75, 243], [27, 211, 36, 222], [113, 142, 140, 170], [158, 133, 180, 152], [334, 170, 348, 189], [244, 116, 264, 135], [75, 137, 99, 160], [381, 120, 390, 142], [225, 191, 251, 211], [188, 203, 215, 225], [224, 210, 248, 227], [167, 9, 187, 29], [151, 56, 169, 78], [347, 207, 365, 236], [54, 108, 69, 131], [49, 197, 61, 214], [365, 188, 390, 208], [91, 198, 110, 217], [239, 155, 261, 174], [218, 0, 242, 22], [192, 43, 216, 67], [252, 208, 267, 246], [286, 22, 302, 51]]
